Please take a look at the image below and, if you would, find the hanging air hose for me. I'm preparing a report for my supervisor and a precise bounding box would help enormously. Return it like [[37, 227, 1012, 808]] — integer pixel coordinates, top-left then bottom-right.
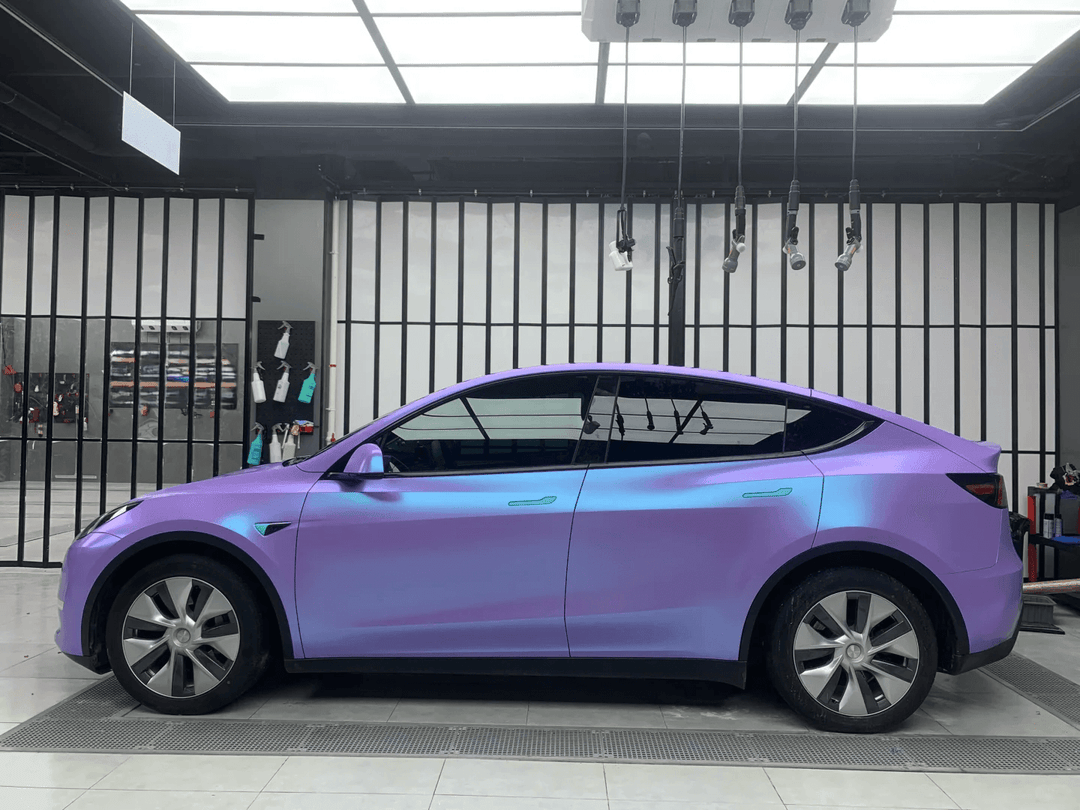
[[836, 0, 871, 271], [783, 0, 812, 272], [723, 0, 755, 274], [610, 0, 640, 272], [667, 0, 696, 366]]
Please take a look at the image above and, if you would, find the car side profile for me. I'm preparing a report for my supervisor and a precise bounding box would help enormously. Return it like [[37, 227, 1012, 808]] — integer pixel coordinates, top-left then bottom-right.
[[56, 363, 1023, 733]]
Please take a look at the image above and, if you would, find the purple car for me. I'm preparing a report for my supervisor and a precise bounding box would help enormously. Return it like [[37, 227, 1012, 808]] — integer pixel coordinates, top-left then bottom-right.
[[56, 364, 1022, 733]]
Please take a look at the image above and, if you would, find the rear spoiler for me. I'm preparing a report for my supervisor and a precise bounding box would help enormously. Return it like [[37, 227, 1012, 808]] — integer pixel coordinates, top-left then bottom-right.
[[970, 441, 1002, 474]]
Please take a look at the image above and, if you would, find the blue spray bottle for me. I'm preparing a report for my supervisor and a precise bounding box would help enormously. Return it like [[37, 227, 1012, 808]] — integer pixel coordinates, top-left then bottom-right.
[[247, 423, 265, 466], [298, 362, 317, 404]]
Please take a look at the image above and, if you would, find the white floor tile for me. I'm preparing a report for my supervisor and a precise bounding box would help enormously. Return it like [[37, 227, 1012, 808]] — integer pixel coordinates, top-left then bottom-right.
[[0, 722, 18, 735], [251, 794, 430, 810], [0, 644, 55, 672], [1, 650, 106, 680], [764, 768, 960, 808], [603, 764, 782, 805], [264, 756, 443, 795], [609, 804, 788, 810], [436, 758, 607, 800], [93, 755, 286, 793], [0, 785, 85, 810], [69, 790, 257, 810], [431, 797, 608, 810], [0, 678, 98, 723], [660, 692, 811, 732], [928, 772, 1080, 810], [918, 678, 1079, 737], [388, 699, 529, 726], [251, 697, 398, 723], [525, 702, 667, 729], [0, 752, 127, 789]]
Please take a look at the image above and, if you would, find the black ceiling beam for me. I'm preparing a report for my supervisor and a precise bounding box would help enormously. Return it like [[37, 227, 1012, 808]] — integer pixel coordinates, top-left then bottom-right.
[[351, 0, 415, 105]]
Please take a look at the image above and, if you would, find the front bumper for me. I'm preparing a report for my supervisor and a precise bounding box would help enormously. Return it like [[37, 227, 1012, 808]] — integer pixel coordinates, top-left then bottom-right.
[[55, 530, 122, 669]]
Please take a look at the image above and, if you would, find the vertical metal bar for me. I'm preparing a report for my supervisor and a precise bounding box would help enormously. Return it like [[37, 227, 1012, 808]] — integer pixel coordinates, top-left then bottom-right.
[[372, 201, 382, 417], [242, 196, 255, 461], [321, 196, 334, 439], [652, 202, 660, 365], [866, 204, 873, 406], [693, 203, 701, 368], [156, 196, 169, 492], [513, 200, 521, 369], [624, 200, 632, 363], [484, 201, 493, 375], [1038, 204, 1046, 490], [980, 203, 988, 442], [1054, 204, 1061, 469], [750, 203, 758, 378], [186, 199, 198, 481], [16, 194, 35, 564], [401, 198, 409, 407], [74, 196, 89, 535], [429, 198, 437, 389], [41, 195, 61, 564], [808, 205, 816, 390], [722, 202, 731, 372], [570, 201, 578, 364], [838, 202, 845, 398], [344, 196, 354, 432], [130, 197, 144, 499], [894, 204, 902, 416], [99, 197, 115, 514], [454, 199, 463, 385], [1010, 202, 1019, 511], [780, 201, 787, 383], [212, 199, 224, 476], [597, 200, 604, 362], [953, 202, 961, 437], [923, 203, 930, 425], [541, 202, 549, 366]]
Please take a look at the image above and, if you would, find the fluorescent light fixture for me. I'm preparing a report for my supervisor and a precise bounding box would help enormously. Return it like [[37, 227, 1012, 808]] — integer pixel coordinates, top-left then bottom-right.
[[121, 92, 180, 173], [367, 1, 581, 12], [193, 65, 404, 103], [831, 14, 1080, 64], [895, 1, 1080, 10], [800, 65, 1030, 104], [138, 14, 382, 64], [605, 65, 811, 104], [608, 41, 827, 65], [378, 15, 599, 64], [400, 66, 597, 103], [121, 0, 357, 10]]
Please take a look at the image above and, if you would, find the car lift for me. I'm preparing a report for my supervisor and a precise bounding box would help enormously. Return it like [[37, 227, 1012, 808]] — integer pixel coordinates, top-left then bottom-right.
[[723, 0, 755, 274], [836, 0, 870, 271], [609, 0, 639, 272]]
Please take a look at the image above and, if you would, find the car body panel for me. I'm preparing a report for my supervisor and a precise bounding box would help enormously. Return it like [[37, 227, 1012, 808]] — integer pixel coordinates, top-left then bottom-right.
[[566, 455, 824, 661], [295, 468, 587, 658]]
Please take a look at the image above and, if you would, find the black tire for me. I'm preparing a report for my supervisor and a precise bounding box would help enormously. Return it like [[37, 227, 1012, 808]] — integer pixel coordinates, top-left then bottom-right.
[[105, 554, 269, 715], [766, 567, 938, 734]]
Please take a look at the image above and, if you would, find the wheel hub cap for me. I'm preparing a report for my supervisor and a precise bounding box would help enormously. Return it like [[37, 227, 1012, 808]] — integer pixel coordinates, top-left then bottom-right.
[[792, 590, 920, 718], [120, 576, 241, 700]]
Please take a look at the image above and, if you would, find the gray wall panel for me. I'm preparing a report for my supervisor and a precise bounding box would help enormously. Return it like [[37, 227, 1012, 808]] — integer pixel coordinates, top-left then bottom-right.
[[871, 326, 896, 412], [842, 326, 867, 404], [985, 204, 1013, 326], [928, 204, 955, 326], [960, 327, 982, 442], [928, 328, 955, 434], [958, 204, 982, 325], [756, 204, 783, 326], [900, 205, 924, 326], [871, 204, 896, 325], [813, 327, 839, 395], [900, 328, 924, 420], [814, 205, 839, 326], [1017, 204, 1041, 327], [985, 328, 1012, 450]]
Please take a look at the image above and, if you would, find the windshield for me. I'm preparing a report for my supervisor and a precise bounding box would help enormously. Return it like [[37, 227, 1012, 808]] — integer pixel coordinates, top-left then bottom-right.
[[297, 418, 378, 462]]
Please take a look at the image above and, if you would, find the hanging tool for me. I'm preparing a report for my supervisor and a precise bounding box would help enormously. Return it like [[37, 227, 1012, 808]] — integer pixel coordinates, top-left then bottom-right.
[[783, 0, 812, 272], [667, 0, 697, 367], [836, 0, 871, 272], [247, 423, 265, 466], [723, 0, 755, 274], [610, 0, 640, 272]]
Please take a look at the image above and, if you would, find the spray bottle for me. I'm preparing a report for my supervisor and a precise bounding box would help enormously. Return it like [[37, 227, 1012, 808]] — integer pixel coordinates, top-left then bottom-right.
[[251, 361, 267, 404], [269, 423, 286, 463], [282, 422, 299, 461], [273, 361, 291, 403], [247, 423, 265, 466], [274, 321, 292, 360], [298, 362, 317, 404]]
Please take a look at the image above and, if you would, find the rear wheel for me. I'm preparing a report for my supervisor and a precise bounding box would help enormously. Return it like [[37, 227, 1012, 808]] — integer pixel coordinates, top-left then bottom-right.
[[766, 567, 937, 733], [105, 554, 269, 714]]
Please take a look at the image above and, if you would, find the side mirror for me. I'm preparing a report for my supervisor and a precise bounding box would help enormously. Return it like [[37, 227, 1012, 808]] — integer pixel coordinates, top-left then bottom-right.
[[343, 443, 384, 477]]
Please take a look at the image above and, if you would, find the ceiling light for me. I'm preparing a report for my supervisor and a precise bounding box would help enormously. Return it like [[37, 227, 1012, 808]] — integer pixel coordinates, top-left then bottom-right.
[[605, 65, 811, 104], [608, 41, 828, 65], [378, 15, 599, 64], [192, 65, 404, 103], [366, 1, 581, 12], [800, 65, 1029, 104], [830, 14, 1080, 64], [122, 0, 356, 11], [895, 1, 1080, 10], [400, 66, 597, 103], [137, 14, 382, 64]]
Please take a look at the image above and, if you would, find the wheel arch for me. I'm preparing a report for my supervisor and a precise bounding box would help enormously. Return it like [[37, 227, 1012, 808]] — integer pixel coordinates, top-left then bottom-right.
[[81, 532, 294, 672], [739, 542, 969, 673]]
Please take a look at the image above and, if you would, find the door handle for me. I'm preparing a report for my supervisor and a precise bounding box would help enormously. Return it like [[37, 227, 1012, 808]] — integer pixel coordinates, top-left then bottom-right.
[[742, 487, 792, 499], [508, 495, 558, 506]]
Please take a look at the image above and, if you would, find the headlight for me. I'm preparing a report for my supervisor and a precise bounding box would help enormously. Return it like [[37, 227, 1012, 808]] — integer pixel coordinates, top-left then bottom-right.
[[76, 500, 142, 541]]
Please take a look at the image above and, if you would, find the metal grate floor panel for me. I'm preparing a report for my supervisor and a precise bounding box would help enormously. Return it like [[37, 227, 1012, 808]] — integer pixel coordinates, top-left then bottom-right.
[[3, 655, 1080, 773]]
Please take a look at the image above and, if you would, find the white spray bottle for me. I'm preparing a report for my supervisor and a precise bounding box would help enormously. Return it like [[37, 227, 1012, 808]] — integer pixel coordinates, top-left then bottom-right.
[[269, 423, 285, 463], [251, 360, 267, 404], [273, 361, 291, 403], [282, 422, 299, 461], [274, 321, 292, 360]]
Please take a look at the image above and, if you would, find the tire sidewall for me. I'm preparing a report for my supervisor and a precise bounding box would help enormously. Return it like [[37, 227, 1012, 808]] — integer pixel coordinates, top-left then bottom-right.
[[766, 567, 938, 734], [105, 554, 267, 715]]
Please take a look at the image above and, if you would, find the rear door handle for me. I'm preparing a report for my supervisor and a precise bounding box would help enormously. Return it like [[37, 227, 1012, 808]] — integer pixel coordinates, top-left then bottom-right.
[[742, 487, 792, 499], [508, 495, 558, 506]]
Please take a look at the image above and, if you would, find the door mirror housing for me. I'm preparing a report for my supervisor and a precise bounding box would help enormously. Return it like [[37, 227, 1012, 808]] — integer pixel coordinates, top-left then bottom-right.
[[343, 443, 385, 477]]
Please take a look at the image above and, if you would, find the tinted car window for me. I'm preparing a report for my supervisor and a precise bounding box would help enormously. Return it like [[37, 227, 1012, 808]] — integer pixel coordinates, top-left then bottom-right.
[[784, 397, 868, 453], [605, 375, 788, 465], [378, 373, 598, 474]]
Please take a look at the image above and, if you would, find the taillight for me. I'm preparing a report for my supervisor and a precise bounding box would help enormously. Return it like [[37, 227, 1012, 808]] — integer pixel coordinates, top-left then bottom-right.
[[947, 473, 1008, 509]]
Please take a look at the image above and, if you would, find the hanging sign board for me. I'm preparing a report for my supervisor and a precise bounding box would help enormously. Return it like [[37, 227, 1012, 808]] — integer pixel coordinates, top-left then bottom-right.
[[121, 92, 181, 174], [582, 0, 896, 43]]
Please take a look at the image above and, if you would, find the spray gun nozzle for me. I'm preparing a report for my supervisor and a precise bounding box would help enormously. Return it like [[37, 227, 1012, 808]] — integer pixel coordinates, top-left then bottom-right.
[[835, 239, 861, 272]]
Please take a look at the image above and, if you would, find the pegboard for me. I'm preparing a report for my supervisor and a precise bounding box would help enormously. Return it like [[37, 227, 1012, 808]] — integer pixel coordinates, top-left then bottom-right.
[[254, 320, 317, 439]]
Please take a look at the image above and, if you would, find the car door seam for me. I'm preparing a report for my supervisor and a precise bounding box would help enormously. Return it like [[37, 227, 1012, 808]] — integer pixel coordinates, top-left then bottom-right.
[[563, 466, 591, 658]]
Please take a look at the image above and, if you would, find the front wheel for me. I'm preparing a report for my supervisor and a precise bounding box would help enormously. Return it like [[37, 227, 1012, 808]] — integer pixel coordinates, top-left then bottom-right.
[[105, 554, 269, 714], [766, 567, 938, 734]]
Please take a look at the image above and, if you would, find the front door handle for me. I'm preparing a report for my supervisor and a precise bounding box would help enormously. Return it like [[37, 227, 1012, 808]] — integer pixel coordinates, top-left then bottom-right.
[[508, 495, 558, 506], [742, 487, 792, 499]]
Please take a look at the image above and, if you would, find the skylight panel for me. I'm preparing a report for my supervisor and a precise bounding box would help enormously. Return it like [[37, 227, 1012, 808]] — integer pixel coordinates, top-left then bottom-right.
[[605, 65, 811, 105], [608, 41, 827, 65], [895, 1, 1080, 10], [366, 1, 580, 12], [192, 65, 404, 103], [122, 0, 357, 11], [378, 15, 599, 64], [800, 65, 1029, 104], [137, 14, 383, 64], [401, 66, 597, 103], [830, 14, 1080, 64]]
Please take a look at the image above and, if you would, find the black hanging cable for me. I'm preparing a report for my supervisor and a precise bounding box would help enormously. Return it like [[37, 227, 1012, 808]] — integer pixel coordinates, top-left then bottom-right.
[[837, 0, 871, 271], [724, 1, 755, 274], [667, 0, 696, 366], [613, 1, 639, 269], [783, 0, 812, 272]]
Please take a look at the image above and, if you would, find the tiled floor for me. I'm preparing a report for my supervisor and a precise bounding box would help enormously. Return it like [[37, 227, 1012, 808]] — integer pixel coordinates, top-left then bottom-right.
[[3, 567, 1080, 808]]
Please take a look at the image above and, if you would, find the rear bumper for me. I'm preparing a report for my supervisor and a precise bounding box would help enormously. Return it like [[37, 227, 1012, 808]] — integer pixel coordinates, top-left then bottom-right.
[[948, 621, 1019, 675], [61, 651, 112, 675]]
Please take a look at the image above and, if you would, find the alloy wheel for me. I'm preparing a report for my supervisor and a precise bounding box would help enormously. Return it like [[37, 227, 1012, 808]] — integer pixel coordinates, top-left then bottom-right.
[[121, 577, 241, 699], [792, 590, 920, 717]]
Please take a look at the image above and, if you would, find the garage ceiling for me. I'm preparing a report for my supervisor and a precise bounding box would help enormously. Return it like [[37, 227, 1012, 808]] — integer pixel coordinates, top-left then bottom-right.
[[1, 0, 1079, 202]]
